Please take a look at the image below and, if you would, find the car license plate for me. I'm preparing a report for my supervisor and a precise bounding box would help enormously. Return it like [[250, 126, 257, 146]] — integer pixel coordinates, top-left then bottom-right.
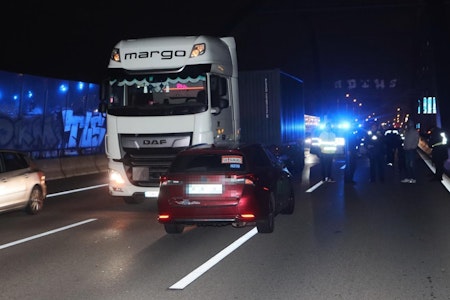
[[188, 184, 222, 194]]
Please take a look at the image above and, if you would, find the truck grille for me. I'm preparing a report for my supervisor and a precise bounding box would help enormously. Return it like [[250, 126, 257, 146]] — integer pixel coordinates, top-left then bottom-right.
[[122, 149, 184, 187], [118, 133, 192, 187]]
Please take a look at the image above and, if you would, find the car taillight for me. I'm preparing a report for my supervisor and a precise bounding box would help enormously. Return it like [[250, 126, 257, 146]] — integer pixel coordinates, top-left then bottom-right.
[[158, 214, 170, 221], [160, 175, 168, 186], [160, 176, 181, 186], [231, 174, 257, 185], [240, 213, 255, 220]]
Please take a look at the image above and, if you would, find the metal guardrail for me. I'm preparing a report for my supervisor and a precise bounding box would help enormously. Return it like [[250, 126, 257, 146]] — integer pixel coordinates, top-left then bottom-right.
[[418, 138, 450, 177]]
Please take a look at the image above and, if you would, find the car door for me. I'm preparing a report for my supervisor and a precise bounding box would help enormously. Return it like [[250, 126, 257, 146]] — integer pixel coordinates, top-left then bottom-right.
[[262, 146, 292, 208], [0, 152, 28, 210], [245, 145, 290, 209]]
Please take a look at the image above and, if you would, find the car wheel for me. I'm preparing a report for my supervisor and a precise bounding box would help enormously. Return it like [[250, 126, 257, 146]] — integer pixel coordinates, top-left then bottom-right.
[[123, 196, 144, 204], [26, 186, 44, 215], [164, 223, 185, 234], [256, 193, 275, 233], [281, 189, 295, 215]]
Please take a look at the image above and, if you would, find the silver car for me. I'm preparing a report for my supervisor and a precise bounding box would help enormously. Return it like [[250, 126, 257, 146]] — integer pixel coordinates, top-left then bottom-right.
[[0, 150, 47, 214]]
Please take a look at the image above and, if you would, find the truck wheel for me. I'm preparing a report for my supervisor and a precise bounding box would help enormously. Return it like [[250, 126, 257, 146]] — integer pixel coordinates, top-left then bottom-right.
[[123, 196, 144, 204], [26, 186, 44, 215], [164, 224, 185, 234], [256, 193, 275, 233]]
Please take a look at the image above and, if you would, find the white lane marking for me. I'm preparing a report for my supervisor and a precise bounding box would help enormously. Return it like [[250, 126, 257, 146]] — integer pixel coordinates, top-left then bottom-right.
[[0, 218, 97, 250], [46, 184, 108, 198], [306, 180, 324, 193], [169, 227, 258, 290]]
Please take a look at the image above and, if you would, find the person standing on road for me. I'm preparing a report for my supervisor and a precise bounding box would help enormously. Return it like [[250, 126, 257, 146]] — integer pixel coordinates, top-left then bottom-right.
[[344, 129, 360, 184], [401, 120, 420, 184], [384, 127, 402, 167], [319, 122, 337, 182], [365, 122, 385, 182], [428, 126, 448, 181]]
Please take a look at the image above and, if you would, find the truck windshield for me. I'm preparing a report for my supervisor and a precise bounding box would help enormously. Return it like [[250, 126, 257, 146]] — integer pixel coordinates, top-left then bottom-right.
[[106, 73, 208, 116]]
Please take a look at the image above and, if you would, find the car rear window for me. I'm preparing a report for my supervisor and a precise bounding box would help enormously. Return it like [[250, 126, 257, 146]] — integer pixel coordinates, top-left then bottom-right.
[[170, 153, 246, 173]]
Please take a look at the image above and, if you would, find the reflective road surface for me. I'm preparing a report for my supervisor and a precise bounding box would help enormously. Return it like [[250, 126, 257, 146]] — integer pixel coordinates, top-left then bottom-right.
[[1, 149, 450, 300]]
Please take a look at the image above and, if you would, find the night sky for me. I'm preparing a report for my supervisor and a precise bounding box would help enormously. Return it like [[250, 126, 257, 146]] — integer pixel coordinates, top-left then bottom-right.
[[1, 0, 449, 128]]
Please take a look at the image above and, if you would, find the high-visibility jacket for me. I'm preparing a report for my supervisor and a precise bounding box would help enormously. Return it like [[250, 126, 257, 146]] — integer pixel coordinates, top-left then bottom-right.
[[319, 131, 337, 154]]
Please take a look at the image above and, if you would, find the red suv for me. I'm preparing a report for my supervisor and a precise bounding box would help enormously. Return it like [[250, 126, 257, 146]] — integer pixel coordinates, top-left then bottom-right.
[[157, 143, 295, 234]]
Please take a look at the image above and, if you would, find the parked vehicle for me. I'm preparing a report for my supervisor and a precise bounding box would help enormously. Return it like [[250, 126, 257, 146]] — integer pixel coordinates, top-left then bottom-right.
[[239, 69, 305, 174], [157, 143, 295, 234], [99, 36, 304, 204], [0, 150, 47, 215]]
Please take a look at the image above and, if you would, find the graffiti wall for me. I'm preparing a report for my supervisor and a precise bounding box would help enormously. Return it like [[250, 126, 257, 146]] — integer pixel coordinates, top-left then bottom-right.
[[0, 70, 105, 158]]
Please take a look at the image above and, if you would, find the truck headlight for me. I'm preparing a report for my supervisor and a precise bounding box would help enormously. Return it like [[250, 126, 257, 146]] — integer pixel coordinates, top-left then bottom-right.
[[109, 169, 125, 185]]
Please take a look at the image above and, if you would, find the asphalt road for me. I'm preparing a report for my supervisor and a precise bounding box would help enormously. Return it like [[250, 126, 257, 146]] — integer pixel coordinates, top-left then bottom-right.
[[1, 150, 450, 300]]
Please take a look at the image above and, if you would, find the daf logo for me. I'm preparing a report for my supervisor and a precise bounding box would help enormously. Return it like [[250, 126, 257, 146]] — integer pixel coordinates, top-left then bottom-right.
[[143, 139, 167, 145]]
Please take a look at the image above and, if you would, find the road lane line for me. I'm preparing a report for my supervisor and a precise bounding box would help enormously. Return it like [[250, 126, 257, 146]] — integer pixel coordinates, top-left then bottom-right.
[[0, 218, 97, 250], [169, 227, 258, 290], [306, 180, 324, 193], [46, 184, 108, 198]]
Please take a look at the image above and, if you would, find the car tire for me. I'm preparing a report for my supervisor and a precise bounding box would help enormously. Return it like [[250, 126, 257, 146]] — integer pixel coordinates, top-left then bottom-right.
[[256, 193, 275, 233], [164, 223, 185, 234], [123, 196, 144, 204], [26, 186, 44, 215], [281, 189, 295, 215]]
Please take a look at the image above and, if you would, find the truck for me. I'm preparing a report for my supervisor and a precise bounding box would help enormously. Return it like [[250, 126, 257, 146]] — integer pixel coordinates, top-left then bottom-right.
[[238, 69, 305, 173], [99, 36, 304, 204]]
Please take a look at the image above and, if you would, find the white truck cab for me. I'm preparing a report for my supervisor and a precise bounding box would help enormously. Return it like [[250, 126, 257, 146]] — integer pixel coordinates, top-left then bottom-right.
[[100, 36, 240, 203]]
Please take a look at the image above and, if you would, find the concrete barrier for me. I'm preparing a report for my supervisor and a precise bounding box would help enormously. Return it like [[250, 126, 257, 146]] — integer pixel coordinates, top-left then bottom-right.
[[35, 154, 108, 180], [36, 141, 450, 181], [34, 157, 66, 180], [418, 137, 450, 176]]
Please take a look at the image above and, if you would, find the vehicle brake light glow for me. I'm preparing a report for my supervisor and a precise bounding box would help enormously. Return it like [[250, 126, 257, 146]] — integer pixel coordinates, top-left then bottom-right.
[[160, 177, 181, 186], [158, 214, 170, 220], [240, 213, 255, 220]]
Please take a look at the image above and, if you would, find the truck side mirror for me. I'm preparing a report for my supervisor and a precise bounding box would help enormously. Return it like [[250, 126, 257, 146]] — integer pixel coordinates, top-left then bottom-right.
[[211, 99, 229, 116], [98, 101, 107, 114], [100, 79, 108, 101], [218, 98, 229, 109]]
